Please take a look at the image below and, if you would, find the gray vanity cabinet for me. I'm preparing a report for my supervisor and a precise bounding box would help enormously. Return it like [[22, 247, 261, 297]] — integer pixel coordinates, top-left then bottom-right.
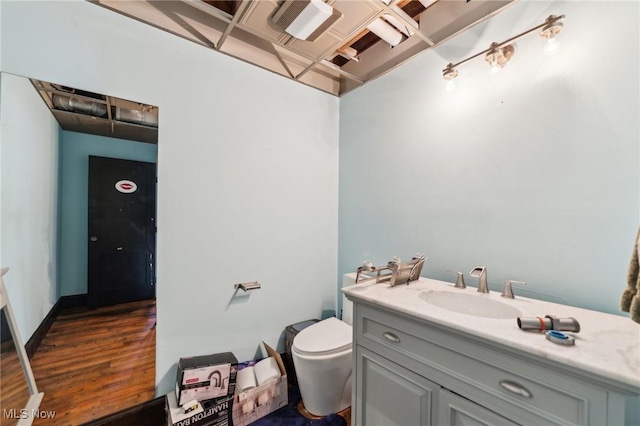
[[356, 345, 439, 425], [351, 300, 628, 426], [438, 389, 518, 426]]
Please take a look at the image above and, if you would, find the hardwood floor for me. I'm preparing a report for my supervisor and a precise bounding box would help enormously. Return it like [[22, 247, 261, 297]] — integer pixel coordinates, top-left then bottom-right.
[[1, 339, 33, 426], [28, 299, 156, 425]]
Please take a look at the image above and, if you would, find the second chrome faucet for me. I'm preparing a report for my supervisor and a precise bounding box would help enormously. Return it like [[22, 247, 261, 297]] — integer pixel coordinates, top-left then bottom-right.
[[455, 266, 526, 299], [470, 266, 489, 293]]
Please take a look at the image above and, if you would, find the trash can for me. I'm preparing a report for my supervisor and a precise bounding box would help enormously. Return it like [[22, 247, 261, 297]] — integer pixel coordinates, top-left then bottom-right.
[[284, 319, 320, 386]]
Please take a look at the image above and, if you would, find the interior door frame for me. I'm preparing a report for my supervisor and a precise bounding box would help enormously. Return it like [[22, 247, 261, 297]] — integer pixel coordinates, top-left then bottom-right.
[[87, 155, 157, 309]]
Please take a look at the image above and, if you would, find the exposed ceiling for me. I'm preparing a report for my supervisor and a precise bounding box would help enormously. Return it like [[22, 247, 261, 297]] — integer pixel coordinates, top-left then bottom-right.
[[31, 79, 159, 144], [90, 0, 517, 97]]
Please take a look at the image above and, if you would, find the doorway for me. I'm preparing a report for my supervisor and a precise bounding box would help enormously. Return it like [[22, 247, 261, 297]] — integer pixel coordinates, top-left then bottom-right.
[[88, 156, 157, 308], [8, 76, 162, 422]]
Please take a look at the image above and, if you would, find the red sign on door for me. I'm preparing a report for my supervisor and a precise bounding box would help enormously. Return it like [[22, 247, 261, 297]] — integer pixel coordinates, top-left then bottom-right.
[[115, 180, 138, 194]]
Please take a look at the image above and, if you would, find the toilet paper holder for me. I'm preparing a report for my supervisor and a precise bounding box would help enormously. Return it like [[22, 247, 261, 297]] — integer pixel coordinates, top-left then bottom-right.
[[234, 281, 261, 292]]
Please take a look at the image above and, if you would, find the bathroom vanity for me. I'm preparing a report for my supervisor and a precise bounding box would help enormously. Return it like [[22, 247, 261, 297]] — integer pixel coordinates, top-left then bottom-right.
[[342, 276, 640, 426]]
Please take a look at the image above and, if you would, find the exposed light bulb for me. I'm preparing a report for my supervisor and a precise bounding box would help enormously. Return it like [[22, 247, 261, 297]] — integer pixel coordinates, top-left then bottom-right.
[[544, 37, 561, 56], [485, 43, 515, 73], [445, 79, 456, 92], [442, 63, 458, 84], [485, 44, 503, 72], [540, 16, 563, 56]]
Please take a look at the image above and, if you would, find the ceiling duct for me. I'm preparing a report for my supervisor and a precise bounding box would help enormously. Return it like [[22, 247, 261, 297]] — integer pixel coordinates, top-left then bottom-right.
[[367, 18, 403, 47], [52, 94, 107, 118], [272, 0, 342, 41], [115, 107, 158, 128], [32, 78, 159, 144]]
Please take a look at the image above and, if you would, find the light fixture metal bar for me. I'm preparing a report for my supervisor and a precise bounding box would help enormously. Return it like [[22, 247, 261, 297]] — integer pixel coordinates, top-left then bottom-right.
[[447, 14, 565, 70], [495, 14, 564, 48]]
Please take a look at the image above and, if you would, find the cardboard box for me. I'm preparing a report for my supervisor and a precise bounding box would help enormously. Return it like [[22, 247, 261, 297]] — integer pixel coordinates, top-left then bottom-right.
[[176, 352, 238, 406], [166, 391, 233, 426], [231, 342, 288, 426]]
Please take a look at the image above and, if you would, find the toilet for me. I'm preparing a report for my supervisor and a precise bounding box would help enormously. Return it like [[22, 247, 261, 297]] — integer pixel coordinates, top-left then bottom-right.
[[291, 275, 356, 417]]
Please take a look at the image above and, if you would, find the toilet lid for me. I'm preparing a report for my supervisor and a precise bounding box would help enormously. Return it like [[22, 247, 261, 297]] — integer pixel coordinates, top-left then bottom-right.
[[292, 317, 352, 356]]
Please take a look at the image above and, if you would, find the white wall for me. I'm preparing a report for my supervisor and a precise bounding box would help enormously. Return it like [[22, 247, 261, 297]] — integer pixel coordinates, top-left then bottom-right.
[[0, 0, 339, 395], [339, 0, 639, 315], [0, 72, 59, 343]]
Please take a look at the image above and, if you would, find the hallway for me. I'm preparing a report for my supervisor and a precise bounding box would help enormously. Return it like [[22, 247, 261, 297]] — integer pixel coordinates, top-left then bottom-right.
[[30, 299, 156, 425]]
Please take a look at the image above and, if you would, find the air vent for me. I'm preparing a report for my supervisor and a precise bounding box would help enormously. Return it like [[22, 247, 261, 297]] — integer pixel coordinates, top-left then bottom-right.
[[272, 0, 341, 41], [273, 0, 310, 29]]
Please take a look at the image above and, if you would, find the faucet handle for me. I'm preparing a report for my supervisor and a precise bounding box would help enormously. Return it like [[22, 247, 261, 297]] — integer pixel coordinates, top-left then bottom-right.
[[361, 261, 375, 271], [501, 280, 527, 299], [446, 270, 466, 289]]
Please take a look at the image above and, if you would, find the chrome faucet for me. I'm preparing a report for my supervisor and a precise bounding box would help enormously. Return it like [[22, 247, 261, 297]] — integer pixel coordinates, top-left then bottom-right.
[[501, 280, 527, 299], [470, 266, 489, 293], [447, 270, 466, 289]]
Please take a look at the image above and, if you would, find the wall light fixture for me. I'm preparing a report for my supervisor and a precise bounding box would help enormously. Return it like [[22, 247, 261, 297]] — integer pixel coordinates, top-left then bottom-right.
[[540, 15, 564, 56], [442, 14, 565, 85]]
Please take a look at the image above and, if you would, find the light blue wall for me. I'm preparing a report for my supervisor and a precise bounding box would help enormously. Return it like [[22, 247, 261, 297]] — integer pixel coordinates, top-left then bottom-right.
[[340, 5, 640, 420], [3, 0, 637, 417], [339, 0, 639, 316], [58, 131, 157, 296], [0, 0, 339, 396], [0, 72, 59, 343]]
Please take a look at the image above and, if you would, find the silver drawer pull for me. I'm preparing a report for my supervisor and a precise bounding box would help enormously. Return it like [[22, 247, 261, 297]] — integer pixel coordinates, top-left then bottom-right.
[[383, 332, 400, 343], [499, 380, 532, 398]]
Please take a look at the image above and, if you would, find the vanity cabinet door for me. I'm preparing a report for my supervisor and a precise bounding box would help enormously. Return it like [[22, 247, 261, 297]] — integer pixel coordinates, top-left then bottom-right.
[[439, 389, 519, 426], [355, 345, 439, 426]]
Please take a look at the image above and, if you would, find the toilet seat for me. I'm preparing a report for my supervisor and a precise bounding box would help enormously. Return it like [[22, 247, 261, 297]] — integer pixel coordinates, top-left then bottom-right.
[[292, 317, 352, 356]]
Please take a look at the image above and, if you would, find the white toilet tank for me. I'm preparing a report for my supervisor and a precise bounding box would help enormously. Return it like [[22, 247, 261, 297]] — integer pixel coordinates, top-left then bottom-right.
[[341, 273, 357, 325]]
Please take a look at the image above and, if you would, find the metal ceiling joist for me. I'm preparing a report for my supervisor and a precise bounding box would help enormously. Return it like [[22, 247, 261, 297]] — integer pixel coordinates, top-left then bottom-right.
[[148, 1, 216, 48], [216, 0, 253, 51], [377, 0, 436, 47]]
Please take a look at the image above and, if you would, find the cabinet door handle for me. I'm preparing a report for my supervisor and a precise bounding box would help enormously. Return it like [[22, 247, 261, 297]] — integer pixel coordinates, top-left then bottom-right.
[[499, 380, 532, 398], [383, 332, 400, 343]]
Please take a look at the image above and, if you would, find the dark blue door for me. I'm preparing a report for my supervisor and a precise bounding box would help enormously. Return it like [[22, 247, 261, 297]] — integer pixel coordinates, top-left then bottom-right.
[[88, 156, 156, 308]]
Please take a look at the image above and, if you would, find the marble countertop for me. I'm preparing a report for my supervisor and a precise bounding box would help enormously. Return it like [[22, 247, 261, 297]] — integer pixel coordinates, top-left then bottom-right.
[[342, 274, 640, 392]]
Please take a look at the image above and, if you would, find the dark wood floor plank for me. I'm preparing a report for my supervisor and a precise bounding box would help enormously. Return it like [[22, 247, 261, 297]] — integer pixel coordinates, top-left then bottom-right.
[[0, 342, 32, 426], [27, 299, 156, 425]]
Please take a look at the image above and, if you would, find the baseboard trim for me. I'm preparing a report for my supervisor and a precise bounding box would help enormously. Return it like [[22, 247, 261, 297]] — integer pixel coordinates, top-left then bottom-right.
[[25, 293, 87, 359], [58, 293, 88, 309], [81, 395, 165, 426]]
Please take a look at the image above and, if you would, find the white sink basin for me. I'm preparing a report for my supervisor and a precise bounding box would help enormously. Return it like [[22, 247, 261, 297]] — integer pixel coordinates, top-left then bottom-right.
[[419, 290, 522, 319]]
